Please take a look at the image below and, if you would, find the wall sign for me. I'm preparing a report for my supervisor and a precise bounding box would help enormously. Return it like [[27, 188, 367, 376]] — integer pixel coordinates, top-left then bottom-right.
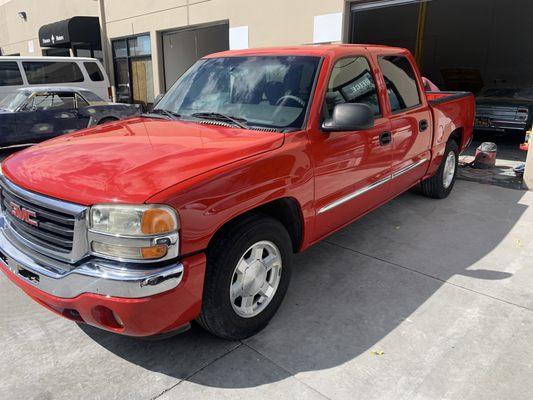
[[229, 26, 249, 50], [313, 12, 343, 43]]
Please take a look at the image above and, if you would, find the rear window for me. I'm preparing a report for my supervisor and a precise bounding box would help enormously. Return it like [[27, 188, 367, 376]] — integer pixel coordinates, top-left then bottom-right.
[[0, 62, 23, 86], [84, 62, 104, 82], [22, 61, 84, 84], [378, 56, 421, 112]]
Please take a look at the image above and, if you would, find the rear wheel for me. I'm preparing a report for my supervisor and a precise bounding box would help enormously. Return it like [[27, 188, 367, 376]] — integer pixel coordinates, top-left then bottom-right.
[[421, 140, 459, 199], [197, 214, 292, 340]]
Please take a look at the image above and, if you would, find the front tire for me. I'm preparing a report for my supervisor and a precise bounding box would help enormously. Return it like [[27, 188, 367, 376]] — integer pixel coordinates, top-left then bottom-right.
[[421, 140, 459, 199], [197, 214, 292, 340]]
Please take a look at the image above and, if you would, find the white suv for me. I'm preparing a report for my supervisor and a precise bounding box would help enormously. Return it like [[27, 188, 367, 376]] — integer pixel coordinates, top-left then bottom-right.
[[0, 56, 111, 102]]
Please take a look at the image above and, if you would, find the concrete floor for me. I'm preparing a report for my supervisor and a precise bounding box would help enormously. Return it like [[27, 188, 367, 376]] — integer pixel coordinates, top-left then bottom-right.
[[1, 180, 532, 400]]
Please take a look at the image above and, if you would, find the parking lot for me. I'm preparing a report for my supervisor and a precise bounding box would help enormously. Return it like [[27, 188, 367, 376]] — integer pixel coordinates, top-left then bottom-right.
[[1, 179, 531, 400]]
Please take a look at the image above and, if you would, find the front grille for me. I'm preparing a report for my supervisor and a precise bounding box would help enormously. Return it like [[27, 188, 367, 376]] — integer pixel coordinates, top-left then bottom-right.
[[0, 177, 88, 262], [2, 190, 74, 253]]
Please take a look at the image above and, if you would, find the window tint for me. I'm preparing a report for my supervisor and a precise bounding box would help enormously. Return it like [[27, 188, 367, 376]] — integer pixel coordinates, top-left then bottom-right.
[[0, 62, 23, 86], [378, 56, 421, 112], [84, 62, 104, 81], [26, 92, 76, 110], [22, 62, 84, 84], [326, 57, 380, 116]]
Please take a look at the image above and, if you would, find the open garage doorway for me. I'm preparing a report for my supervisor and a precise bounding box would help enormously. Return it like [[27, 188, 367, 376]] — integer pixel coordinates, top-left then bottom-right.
[[162, 22, 229, 91], [350, 0, 533, 93], [349, 0, 533, 187]]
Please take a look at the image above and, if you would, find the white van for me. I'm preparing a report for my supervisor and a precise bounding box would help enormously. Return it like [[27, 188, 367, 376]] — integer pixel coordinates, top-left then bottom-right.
[[0, 56, 111, 102]]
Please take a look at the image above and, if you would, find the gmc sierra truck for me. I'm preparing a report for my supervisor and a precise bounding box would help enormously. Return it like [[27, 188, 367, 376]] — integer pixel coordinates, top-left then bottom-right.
[[0, 45, 474, 339]]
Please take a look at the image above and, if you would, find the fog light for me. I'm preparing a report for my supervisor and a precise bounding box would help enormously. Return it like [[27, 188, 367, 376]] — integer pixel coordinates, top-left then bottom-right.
[[92, 242, 168, 260]]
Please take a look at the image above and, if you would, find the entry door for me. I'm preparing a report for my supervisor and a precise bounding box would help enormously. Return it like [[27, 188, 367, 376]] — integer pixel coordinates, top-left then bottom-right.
[[311, 56, 393, 240], [377, 55, 432, 195]]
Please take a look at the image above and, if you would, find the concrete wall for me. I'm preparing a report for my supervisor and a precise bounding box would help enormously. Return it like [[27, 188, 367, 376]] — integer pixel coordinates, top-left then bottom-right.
[[0, 0, 97, 56]]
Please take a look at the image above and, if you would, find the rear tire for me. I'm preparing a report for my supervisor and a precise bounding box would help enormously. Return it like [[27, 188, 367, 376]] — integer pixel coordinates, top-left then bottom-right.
[[197, 214, 292, 340], [421, 140, 459, 199]]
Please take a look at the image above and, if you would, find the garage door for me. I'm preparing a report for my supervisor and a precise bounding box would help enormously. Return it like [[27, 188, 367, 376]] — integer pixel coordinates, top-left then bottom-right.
[[162, 23, 229, 91]]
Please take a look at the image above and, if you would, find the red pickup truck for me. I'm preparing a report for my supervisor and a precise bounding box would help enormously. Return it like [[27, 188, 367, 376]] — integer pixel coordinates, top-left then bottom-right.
[[0, 45, 474, 339]]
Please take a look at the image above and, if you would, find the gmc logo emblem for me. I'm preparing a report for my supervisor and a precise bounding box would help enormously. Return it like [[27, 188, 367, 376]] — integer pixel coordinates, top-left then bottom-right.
[[8, 201, 38, 227]]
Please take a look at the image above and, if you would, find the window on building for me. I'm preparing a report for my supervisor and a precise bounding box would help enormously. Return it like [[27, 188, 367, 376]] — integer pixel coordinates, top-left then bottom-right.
[[22, 62, 84, 84], [84, 62, 104, 81], [112, 35, 154, 108], [0, 62, 23, 86], [378, 56, 421, 112], [325, 56, 381, 116]]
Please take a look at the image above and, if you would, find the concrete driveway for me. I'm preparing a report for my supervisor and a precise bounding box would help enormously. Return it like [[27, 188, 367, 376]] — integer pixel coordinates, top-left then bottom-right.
[[1, 180, 532, 400]]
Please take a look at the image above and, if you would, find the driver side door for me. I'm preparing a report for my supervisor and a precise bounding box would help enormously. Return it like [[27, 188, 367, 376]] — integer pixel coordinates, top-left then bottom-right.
[[310, 55, 393, 240]]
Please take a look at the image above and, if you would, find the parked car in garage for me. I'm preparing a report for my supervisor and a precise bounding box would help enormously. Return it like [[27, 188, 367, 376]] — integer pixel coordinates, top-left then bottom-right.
[[0, 45, 474, 340], [0, 87, 141, 149], [474, 86, 532, 137]]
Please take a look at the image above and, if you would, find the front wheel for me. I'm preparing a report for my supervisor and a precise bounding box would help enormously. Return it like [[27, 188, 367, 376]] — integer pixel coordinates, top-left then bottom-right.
[[421, 140, 459, 199], [197, 214, 292, 340]]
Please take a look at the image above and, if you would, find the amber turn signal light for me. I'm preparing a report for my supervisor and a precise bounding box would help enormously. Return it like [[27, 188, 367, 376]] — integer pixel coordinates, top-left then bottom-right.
[[141, 209, 178, 235], [140, 245, 168, 260]]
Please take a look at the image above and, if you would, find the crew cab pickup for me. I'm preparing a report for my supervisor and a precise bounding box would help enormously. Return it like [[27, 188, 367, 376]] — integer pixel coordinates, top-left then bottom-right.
[[0, 45, 474, 339]]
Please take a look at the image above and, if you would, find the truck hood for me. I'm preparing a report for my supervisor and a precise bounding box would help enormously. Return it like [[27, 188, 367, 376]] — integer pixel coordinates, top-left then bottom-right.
[[2, 117, 284, 205]]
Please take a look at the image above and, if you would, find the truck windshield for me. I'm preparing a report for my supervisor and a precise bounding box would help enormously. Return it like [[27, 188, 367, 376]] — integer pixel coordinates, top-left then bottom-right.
[[155, 56, 321, 130]]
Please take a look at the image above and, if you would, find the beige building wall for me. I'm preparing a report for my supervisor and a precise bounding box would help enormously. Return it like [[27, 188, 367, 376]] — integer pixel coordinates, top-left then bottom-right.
[[0, 0, 97, 56], [1, 0, 354, 95]]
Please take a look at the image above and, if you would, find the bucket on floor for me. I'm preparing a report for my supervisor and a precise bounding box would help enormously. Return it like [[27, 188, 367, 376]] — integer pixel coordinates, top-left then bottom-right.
[[473, 142, 497, 169]]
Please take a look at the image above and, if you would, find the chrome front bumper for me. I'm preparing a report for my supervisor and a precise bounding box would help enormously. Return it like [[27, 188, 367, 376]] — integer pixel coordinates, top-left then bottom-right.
[[0, 214, 184, 299]]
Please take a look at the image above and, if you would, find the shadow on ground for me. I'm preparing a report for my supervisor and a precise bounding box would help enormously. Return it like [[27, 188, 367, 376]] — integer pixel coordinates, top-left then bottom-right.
[[80, 182, 527, 389]]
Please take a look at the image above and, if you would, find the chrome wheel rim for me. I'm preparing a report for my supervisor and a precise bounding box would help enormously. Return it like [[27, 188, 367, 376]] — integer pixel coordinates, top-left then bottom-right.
[[230, 241, 282, 318], [443, 151, 456, 189]]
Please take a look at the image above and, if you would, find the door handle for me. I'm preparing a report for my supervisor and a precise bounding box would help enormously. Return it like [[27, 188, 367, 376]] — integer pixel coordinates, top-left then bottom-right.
[[419, 119, 429, 132], [379, 131, 392, 146]]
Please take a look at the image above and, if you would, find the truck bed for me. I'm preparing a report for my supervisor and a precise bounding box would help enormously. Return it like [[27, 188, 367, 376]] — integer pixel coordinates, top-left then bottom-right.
[[427, 91, 475, 152]]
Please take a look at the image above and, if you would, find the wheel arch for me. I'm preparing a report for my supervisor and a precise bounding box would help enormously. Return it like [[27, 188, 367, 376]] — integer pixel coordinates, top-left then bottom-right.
[[207, 197, 304, 254], [448, 127, 464, 150]]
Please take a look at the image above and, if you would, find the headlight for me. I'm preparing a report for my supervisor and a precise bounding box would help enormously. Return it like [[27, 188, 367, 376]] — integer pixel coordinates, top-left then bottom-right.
[[90, 205, 178, 235], [89, 204, 179, 261]]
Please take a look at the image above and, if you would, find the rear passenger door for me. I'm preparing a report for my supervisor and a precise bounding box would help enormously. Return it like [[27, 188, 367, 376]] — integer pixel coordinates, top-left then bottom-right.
[[311, 54, 393, 240], [377, 55, 432, 195]]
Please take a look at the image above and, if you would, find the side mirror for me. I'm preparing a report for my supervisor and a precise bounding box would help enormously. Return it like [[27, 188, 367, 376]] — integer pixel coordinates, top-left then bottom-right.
[[153, 93, 165, 107], [322, 103, 374, 132]]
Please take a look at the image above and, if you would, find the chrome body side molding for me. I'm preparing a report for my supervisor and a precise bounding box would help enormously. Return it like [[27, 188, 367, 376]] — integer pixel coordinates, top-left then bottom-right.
[[318, 158, 428, 214]]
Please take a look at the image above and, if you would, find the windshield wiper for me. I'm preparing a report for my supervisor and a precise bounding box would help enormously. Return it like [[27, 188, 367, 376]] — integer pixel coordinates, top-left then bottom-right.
[[142, 108, 181, 120], [191, 112, 249, 129]]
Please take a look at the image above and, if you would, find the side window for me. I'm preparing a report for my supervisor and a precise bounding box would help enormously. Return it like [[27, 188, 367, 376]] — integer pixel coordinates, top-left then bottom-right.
[[76, 94, 89, 108], [28, 93, 76, 110], [378, 56, 421, 112], [22, 62, 84, 84], [326, 57, 381, 116], [84, 62, 104, 82], [0, 62, 23, 86]]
